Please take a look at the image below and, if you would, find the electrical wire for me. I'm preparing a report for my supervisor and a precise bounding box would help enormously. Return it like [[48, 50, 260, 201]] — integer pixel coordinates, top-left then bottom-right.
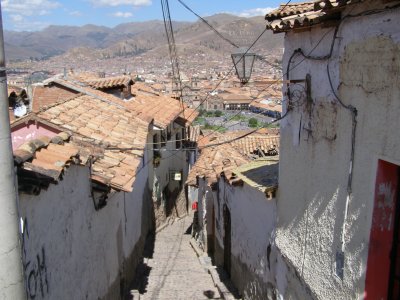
[[131, 0, 296, 175], [183, 27, 269, 123], [195, 28, 335, 145], [161, 0, 186, 116], [177, 0, 239, 48], [182, 0, 293, 122]]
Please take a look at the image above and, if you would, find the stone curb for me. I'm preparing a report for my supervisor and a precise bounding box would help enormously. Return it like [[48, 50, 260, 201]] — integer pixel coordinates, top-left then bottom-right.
[[189, 238, 239, 300]]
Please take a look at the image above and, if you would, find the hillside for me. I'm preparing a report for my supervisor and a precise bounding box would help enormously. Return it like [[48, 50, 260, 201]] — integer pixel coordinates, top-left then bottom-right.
[[4, 14, 283, 62]]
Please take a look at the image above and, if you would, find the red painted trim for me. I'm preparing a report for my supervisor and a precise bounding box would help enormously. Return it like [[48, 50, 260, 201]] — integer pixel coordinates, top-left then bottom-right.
[[365, 160, 399, 299]]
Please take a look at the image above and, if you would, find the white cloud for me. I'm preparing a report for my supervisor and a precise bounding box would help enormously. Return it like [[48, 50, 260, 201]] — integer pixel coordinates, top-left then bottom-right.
[[90, 0, 151, 7], [69, 10, 82, 17], [231, 7, 275, 18], [1, 0, 61, 16], [11, 19, 49, 31], [112, 11, 133, 18], [10, 14, 23, 22]]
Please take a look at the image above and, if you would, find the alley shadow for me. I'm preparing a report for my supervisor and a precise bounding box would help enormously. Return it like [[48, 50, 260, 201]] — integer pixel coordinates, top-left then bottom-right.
[[214, 266, 242, 299], [125, 232, 155, 299], [184, 223, 192, 235], [203, 290, 216, 299]]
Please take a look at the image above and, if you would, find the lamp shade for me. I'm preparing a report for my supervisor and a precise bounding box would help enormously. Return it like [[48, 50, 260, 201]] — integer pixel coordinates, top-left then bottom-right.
[[231, 47, 256, 84]]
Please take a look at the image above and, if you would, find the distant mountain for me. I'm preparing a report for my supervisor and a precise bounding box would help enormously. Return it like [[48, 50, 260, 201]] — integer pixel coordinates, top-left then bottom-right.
[[4, 14, 283, 62]]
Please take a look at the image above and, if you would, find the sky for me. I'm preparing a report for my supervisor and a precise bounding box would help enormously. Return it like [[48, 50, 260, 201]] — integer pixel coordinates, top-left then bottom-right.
[[0, 0, 282, 31]]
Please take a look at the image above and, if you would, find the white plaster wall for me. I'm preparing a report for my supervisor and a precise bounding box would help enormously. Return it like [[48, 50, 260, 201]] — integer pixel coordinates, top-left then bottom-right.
[[218, 179, 276, 284], [276, 4, 400, 299], [151, 124, 188, 197], [19, 162, 148, 300]]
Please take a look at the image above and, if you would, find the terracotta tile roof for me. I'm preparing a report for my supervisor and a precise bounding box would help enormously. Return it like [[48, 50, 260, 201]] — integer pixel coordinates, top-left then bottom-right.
[[266, 1, 317, 21], [85, 76, 133, 90], [50, 77, 195, 129], [14, 132, 79, 184], [132, 82, 160, 96], [38, 94, 148, 150], [214, 131, 280, 158], [265, 0, 379, 33], [36, 94, 149, 192], [186, 142, 250, 187], [131, 83, 197, 128], [187, 130, 280, 187], [32, 84, 78, 112], [128, 92, 183, 128], [89, 148, 141, 192], [178, 107, 199, 126]]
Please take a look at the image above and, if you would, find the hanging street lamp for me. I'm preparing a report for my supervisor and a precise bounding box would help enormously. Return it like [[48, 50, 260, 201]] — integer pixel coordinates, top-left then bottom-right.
[[231, 47, 256, 85]]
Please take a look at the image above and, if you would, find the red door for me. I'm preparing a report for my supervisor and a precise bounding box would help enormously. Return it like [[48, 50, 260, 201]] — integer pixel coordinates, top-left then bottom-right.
[[365, 160, 400, 299]]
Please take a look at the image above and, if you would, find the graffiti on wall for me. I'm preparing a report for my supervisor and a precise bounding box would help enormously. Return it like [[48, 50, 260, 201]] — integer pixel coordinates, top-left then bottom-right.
[[22, 218, 49, 299]]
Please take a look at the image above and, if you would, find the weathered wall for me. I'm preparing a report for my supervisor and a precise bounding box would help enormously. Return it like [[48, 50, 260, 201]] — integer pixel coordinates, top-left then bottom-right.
[[19, 161, 151, 300], [149, 123, 190, 228], [276, 3, 400, 299], [215, 178, 277, 299]]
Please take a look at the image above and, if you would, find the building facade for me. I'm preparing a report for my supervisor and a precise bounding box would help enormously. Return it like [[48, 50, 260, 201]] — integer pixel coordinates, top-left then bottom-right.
[[267, 0, 400, 299]]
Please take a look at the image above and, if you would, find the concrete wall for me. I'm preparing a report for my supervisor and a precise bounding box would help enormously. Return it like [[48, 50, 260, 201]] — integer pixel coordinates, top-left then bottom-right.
[[214, 178, 277, 300], [276, 3, 400, 299], [19, 160, 151, 299]]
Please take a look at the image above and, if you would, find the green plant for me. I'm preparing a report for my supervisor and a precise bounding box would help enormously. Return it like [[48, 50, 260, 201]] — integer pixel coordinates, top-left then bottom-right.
[[229, 115, 242, 121], [202, 122, 227, 133], [153, 153, 161, 167], [214, 110, 223, 117], [193, 117, 206, 125], [198, 108, 206, 116], [248, 117, 258, 128]]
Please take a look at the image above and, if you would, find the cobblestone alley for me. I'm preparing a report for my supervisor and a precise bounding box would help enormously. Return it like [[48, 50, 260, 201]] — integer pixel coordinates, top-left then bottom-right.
[[130, 216, 222, 300]]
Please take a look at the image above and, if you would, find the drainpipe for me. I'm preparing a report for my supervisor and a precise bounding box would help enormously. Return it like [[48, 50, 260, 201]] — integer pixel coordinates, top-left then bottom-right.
[[0, 3, 26, 299]]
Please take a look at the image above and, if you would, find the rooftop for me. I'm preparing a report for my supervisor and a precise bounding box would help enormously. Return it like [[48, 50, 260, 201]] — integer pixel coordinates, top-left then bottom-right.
[[85, 75, 133, 90], [265, 0, 346, 33], [187, 130, 280, 187], [13, 132, 80, 194], [234, 158, 279, 197], [36, 93, 149, 192]]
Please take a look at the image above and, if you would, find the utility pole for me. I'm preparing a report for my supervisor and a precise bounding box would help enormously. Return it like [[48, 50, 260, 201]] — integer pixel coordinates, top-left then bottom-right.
[[0, 3, 26, 299]]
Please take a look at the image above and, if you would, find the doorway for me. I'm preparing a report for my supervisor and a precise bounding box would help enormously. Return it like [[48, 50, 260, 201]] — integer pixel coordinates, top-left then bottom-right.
[[365, 160, 400, 299], [223, 204, 231, 277]]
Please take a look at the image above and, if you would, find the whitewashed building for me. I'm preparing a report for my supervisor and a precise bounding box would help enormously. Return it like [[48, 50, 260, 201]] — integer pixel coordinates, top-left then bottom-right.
[[266, 0, 400, 299]]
